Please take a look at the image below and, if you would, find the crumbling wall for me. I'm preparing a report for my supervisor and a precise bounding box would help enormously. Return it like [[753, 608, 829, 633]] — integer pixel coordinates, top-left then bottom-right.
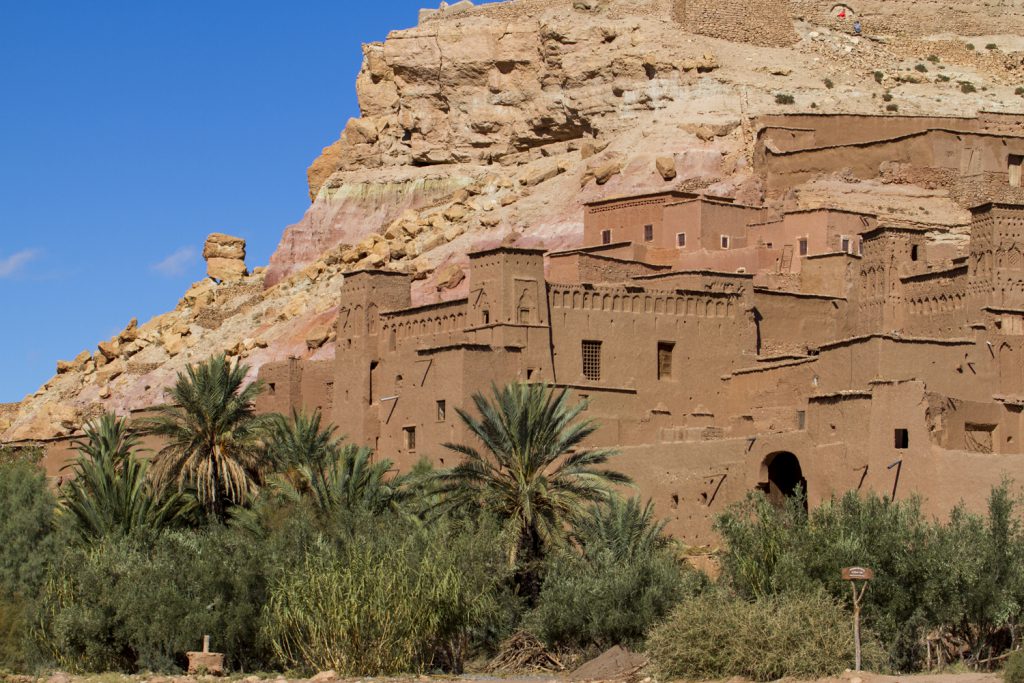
[[673, 0, 798, 48]]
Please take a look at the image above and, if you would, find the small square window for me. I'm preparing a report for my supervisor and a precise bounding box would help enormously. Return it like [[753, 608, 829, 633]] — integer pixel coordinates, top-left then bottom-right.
[[894, 428, 909, 449], [676, 232, 686, 247], [526, 368, 534, 380], [268, 382, 276, 395], [644, 224, 654, 242], [841, 236, 851, 253], [582, 340, 602, 381], [766, 242, 773, 249], [404, 426, 417, 450], [601, 229, 612, 245], [436, 400, 446, 421], [721, 235, 730, 249], [798, 238, 809, 256]]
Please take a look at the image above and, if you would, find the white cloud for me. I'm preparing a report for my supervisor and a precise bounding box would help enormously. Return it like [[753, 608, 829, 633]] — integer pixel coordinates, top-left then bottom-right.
[[152, 246, 198, 276], [0, 249, 39, 278]]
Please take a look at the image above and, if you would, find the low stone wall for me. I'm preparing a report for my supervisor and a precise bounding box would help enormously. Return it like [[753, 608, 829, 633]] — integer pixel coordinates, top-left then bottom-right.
[[673, 0, 798, 48]]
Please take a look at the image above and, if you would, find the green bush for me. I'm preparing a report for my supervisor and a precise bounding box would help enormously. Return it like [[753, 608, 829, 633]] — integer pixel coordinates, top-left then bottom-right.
[[967, 43, 976, 50], [886, 104, 899, 112], [987, 43, 999, 50], [714, 487, 1024, 671], [1015, 86, 1024, 96], [882, 92, 894, 102], [261, 514, 513, 675], [647, 590, 886, 681], [1006, 649, 1024, 683], [527, 549, 703, 649], [824, 78, 834, 89], [961, 81, 978, 93], [938, 74, 952, 82], [915, 63, 928, 72], [38, 527, 270, 673], [0, 460, 57, 601], [928, 54, 941, 63], [874, 70, 884, 83], [775, 93, 795, 105]]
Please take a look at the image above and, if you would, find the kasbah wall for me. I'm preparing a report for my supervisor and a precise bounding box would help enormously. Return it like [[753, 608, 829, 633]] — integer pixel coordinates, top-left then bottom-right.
[[17, 109, 1024, 547]]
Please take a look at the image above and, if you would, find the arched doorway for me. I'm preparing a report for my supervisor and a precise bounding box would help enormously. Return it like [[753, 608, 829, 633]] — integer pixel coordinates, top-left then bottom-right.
[[761, 451, 808, 509]]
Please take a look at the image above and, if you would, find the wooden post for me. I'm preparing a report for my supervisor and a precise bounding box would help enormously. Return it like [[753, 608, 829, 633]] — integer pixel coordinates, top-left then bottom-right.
[[842, 567, 874, 672]]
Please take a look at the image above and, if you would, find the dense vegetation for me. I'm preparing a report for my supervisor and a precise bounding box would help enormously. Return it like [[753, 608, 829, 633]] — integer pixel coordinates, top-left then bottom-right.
[[2, 355, 1024, 679]]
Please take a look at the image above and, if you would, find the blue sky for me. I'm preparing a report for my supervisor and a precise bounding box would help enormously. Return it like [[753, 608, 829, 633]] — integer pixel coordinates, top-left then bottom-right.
[[0, 1, 451, 402]]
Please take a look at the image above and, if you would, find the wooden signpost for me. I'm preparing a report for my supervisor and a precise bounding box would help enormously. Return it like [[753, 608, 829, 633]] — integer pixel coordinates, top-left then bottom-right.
[[842, 567, 874, 671]]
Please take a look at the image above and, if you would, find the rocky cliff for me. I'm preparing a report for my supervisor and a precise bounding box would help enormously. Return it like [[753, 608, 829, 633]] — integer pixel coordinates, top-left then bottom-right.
[[6, 0, 1024, 442]]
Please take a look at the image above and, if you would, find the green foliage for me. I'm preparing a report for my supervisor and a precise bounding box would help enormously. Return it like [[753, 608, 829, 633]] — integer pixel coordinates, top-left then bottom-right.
[[527, 498, 701, 649], [60, 414, 195, 541], [430, 383, 630, 593], [0, 444, 42, 467], [1006, 649, 1024, 683], [715, 487, 1024, 670], [928, 54, 941, 63], [824, 78, 834, 89], [987, 43, 999, 50], [261, 514, 513, 675], [0, 460, 57, 600], [647, 590, 886, 681], [882, 92, 894, 101], [263, 410, 411, 520], [967, 43, 976, 50], [874, 70, 884, 83], [1016, 86, 1024, 96], [915, 63, 928, 72], [775, 93, 795, 105], [886, 104, 899, 112], [38, 527, 270, 673], [961, 81, 978, 93], [938, 74, 952, 82], [145, 355, 273, 521]]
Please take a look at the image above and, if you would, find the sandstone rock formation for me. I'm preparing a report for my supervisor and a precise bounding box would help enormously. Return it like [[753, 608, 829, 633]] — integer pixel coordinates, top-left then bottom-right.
[[7, 0, 1024, 443], [204, 233, 248, 282]]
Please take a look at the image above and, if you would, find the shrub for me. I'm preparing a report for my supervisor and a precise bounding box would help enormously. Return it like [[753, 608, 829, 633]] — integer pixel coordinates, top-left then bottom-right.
[[38, 527, 271, 673], [261, 514, 513, 675], [927, 54, 941, 63], [0, 459, 57, 601], [967, 43, 976, 50], [915, 63, 928, 72], [775, 93, 795, 105], [526, 498, 704, 649], [938, 74, 952, 82], [961, 81, 978, 93], [824, 78, 835, 89], [1016, 87, 1024, 96], [1006, 649, 1024, 683], [647, 590, 886, 681], [886, 104, 899, 112], [987, 43, 999, 50], [882, 92, 894, 102], [714, 487, 1024, 671], [874, 70, 884, 83]]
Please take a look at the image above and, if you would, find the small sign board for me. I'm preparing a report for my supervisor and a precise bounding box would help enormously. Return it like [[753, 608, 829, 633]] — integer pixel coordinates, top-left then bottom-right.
[[842, 566, 875, 581]]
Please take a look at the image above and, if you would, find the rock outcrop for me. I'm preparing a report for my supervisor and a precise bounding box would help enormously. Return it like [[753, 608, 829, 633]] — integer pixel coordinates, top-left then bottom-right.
[[7, 0, 1024, 443]]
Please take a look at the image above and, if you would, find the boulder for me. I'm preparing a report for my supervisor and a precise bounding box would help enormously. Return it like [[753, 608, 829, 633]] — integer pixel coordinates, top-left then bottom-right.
[[593, 161, 621, 185], [204, 233, 248, 281], [656, 156, 677, 180], [306, 324, 332, 350], [97, 339, 121, 362]]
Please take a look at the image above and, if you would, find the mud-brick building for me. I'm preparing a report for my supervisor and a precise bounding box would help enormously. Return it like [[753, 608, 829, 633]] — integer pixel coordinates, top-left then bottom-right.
[[256, 196, 1024, 542]]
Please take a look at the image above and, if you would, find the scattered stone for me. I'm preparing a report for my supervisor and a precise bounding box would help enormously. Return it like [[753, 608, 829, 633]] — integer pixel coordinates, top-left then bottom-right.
[[204, 233, 248, 282], [656, 155, 677, 180]]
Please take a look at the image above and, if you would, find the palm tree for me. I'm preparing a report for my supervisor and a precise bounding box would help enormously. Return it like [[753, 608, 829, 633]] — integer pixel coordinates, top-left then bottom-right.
[[573, 496, 669, 561], [144, 355, 272, 521], [430, 382, 632, 589], [60, 413, 194, 540], [265, 409, 411, 516]]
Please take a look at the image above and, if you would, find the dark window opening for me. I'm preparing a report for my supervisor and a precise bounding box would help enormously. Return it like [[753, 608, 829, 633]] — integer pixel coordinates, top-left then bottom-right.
[[644, 224, 654, 242], [582, 340, 602, 381], [268, 382, 276, 395], [766, 242, 774, 249], [721, 235, 730, 249], [657, 341, 674, 380], [369, 361, 378, 405], [842, 237, 851, 253], [799, 238, 809, 256], [436, 400, 446, 422], [677, 232, 686, 247], [910, 245, 919, 261], [404, 426, 416, 451], [895, 428, 910, 449], [389, 327, 397, 351], [526, 368, 534, 380], [601, 229, 612, 245], [482, 310, 490, 325]]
